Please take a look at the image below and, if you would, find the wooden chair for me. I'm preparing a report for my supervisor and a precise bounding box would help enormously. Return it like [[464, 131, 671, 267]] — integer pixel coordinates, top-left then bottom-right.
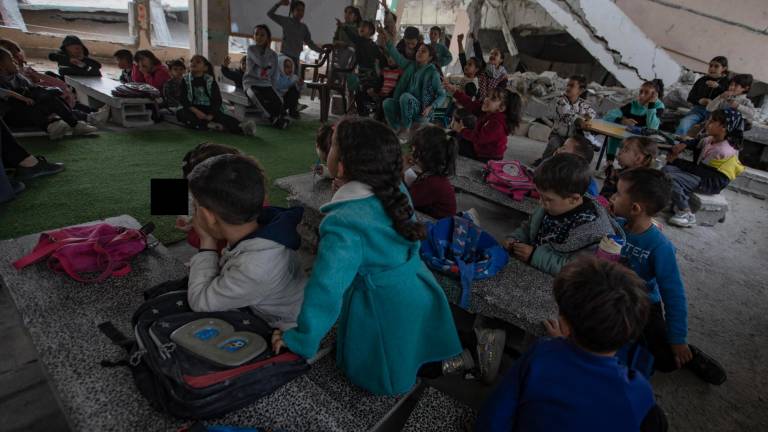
[[302, 44, 356, 122]]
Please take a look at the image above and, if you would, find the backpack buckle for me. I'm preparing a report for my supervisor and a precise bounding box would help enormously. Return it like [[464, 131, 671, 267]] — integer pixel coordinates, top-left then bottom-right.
[[129, 349, 145, 367]]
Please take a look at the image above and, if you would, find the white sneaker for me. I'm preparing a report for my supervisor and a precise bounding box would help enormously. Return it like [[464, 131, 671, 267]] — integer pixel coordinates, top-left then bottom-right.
[[669, 211, 696, 228], [464, 208, 481, 227], [46, 120, 71, 140], [72, 121, 98, 136], [87, 105, 110, 125], [206, 122, 224, 131], [240, 120, 258, 136]]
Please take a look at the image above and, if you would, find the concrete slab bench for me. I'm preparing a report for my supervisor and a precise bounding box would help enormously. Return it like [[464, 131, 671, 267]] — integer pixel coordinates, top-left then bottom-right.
[[694, 192, 728, 226], [64, 76, 154, 128], [0, 215, 418, 431], [402, 386, 476, 432], [220, 82, 267, 122]]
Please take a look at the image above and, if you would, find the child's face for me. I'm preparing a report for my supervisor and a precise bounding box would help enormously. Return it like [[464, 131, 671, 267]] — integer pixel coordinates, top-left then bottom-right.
[[358, 25, 373, 38], [65, 44, 85, 59], [429, 29, 441, 44], [292, 4, 305, 20], [13, 49, 26, 65], [415, 45, 432, 65], [138, 57, 155, 73], [537, 188, 582, 217], [609, 179, 638, 219], [481, 90, 505, 113], [253, 28, 269, 47], [705, 118, 727, 138], [565, 79, 582, 100], [638, 85, 656, 105], [344, 8, 355, 23], [555, 138, 579, 157], [170, 65, 186, 79], [0, 56, 17, 74], [463, 59, 478, 77], [283, 60, 294, 75], [488, 49, 502, 66], [617, 140, 646, 169], [707, 61, 725, 77], [190, 57, 207, 74], [728, 82, 748, 95], [405, 38, 418, 50], [116, 57, 132, 70], [192, 199, 224, 240]]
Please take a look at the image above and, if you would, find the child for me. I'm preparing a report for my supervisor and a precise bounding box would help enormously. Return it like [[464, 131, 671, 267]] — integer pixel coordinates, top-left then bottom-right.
[[176, 55, 250, 135], [162, 58, 186, 109], [187, 153, 306, 331], [477, 47, 508, 100], [132, 50, 171, 90], [476, 257, 666, 431], [272, 117, 462, 395], [339, 20, 383, 116], [609, 168, 727, 384], [381, 34, 446, 140], [0, 48, 96, 139], [275, 56, 302, 119], [446, 84, 521, 162], [663, 108, 745, 227], [454, 33, 482, 98], [243, 24, 290, 129], [267, 0, 323, 69], [48, 35, 101, 77], [602, 80, 664, 171], [599, 136, 657, 199], [312, 124, 334, 179], [113, 49, 136, 83], [406, 125, 458, 219], [428, 26, 452, 68], [706, 74, 756, 124], [396, 26, 421, 61], [505, 153, 621, 275], [221, 56, 246, 89], [332, 5, 362, 47], [676, 56, 729, 136], [537, 75, 597, 163], [553, 134, 599, 197]]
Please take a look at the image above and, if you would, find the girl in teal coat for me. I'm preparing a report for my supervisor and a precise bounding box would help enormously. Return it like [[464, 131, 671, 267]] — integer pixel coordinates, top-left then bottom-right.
[[273, 118, 462, 395]]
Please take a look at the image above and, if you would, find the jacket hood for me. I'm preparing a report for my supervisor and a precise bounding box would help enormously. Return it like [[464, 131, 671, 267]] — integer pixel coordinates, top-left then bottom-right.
[[546, 197, 624, 254], [60, 35, 89, 56], [277, 55, 295, 78], [231, 206, 304, 251]]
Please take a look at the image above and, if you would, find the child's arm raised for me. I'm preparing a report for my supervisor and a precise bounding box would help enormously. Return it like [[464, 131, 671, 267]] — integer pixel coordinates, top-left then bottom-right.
[[267, 0, 291, 27], [384, 40, 411, 70]]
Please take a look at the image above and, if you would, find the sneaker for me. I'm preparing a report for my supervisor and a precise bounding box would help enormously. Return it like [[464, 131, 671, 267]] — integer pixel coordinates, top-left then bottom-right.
[[46, 120, 71, 140], [669, 211, 696, 228], [15, 156, 65, 180], [464, 208, 481, 227], [72, 121, 98, 136], [685, 345, 727, 385], [206, 122, 225, 131], [240, 120, 258, 137], [272, 117, 290, 129], [86, 105, 110, 125], [475, 327, 506, 384], [297, 103, 309, 112], [11, 179, 25, 195], [441, 349, 475, 375]]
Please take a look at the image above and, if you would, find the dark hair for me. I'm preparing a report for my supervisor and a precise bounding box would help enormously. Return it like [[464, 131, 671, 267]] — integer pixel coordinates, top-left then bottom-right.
[[489, 87, 521, 133], [182, 142, 242, 178], [709, 109, 744, 150], [568, 74, 587, 90], [360, 20, 375, 35], [404, 26, 420, 40], [454, 108, 477, 130], [622, 136, 657, 168], [730, 73, 753, 91], [466, 57, 481, 71], [618, 168, 671, 216], [344, 6, 362, 25], [134, 49, 161, 66], [490, 47, 505, 61], [534, 153, 591, 197], [188, 154, 266, 225], [410, 125, 457, 177], [710, 56, 728, 74], [0, 39, 21, 55], [315, 124, 334, 156], [641, 79, 664, 99], [289, 0, 305, 15], [554, 256, 650, 353], [191, 54, 215, 76], [254, 24, 272, 47], [566, 134, 594, 164], [429, 26, 442, 35], [167, 58, 186, 70], [0, 47, 12, 63], [113, 49, 133, 62], [417, 42, 438, 67], [335, 117, 426, 241]]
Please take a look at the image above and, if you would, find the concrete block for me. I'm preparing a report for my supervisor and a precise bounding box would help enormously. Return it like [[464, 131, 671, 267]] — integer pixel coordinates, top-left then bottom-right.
[[728, 167, 768, 199], [524, 96, 554, 120], [527, 122, 552, 142], [695, 193, 728, 226], [515, 118, 532, 136]]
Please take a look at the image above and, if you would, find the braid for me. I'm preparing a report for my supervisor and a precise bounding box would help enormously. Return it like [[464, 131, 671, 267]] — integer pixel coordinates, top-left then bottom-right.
[[336, 118, 426, 241]]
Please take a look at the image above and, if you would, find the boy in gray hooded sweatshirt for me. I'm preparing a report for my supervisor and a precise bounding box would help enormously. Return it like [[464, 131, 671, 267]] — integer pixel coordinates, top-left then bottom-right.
[[187, 154, 306, 330]]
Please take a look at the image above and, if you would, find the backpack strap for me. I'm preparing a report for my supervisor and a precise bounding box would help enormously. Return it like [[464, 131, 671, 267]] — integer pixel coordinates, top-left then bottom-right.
[[49, 241, 114, 283], [12, 230, 83, 269], [98, 321, 134, 351]]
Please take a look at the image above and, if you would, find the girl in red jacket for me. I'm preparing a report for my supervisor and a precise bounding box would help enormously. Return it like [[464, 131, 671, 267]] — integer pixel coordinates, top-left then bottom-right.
[[447, 84, 521, 162], [132, 50, 171, 90], [406, 125, 458, 219]]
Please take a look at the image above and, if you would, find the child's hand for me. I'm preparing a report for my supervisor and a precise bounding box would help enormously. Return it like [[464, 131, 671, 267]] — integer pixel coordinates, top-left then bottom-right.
[[272, 329, 285, 353], [332, 177, 346, 192], [71, 58, 85, 67], [543, 319, 564, 337], [192, 211, 217, 249], [729, 100, 740, 109], [16, 95, 35, 106], [671, 344, 693, 369], [511, 242, 534, 263], [175, 215, 193, 232], [442, 78, 458, 93], [421, 106, 432, 118], [698, 97, 711, 106], [620, 118, 638, 126], [457, 34, 464, 44], [705, 80, 719, 88], [206, 114, 215, 121], [451, 119, 464, 133], [279, 0, 289, 5], [335, 18, 343, 27], [403, 153, 415, 167]]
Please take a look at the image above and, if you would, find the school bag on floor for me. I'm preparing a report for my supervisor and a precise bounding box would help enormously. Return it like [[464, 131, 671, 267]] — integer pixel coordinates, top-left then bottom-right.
[[98, 277, 309, 419], [112, 82, 161, 99], [483, 160, 539, 201], [12, 222, 155, 283], [420, 214, 508, 309]]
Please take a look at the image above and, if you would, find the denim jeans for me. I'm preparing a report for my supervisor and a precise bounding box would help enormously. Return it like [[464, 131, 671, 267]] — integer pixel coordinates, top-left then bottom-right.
[[675, 105, 708, 136], [662, 163, 701, 210]]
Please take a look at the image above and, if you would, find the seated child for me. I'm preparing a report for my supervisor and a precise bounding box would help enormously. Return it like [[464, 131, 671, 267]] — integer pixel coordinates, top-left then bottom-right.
[[454, 33, 482, 98], [275, 56, 301, 119], [706, 74, 756, 125], [162, 58, 186, 109], [0, 48, 97, 139], [476, 256, 666, 432], [312, 124, 334, 179], [447, 85, 521, 162], [113, 49, 136, 83], [396, 26, 420, 60], [186, 153, 306, 330], [602, 80, 664, 171], [553, 134, 599, 197], [609, 168, 727, 384], [176, 55, 251, 135], [1, 39, 75, 109], [370, 51, 403, 121], [676, 56, 729, 136], [477, 47, 508, 100], [48, 35, 101, 77], [132, 50, 171, 90], [663, 108, 745, 228], [272, 117, 463, 395], [428, 26, 452, 67], [221, 56, 246, 89], [406, 125, 458, 219], [537, 75, 597, 163], [339, 20, 383, 116], [505, 153, 621, 275], [599, 136, 657, 198], [332, 5, 362, 48], [243, 24, 290, 129]]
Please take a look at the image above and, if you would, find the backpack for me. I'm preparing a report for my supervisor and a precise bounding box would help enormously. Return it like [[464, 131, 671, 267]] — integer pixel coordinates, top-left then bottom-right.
[[483, 160, 539, 201], [99, 278, 308, 419], [112, 82, 161, 99], [12, 222, 155, 283], [420, 214, 509, 309]]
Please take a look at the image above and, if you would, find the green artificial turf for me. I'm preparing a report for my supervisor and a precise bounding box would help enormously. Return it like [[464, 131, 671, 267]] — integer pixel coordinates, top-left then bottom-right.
[[0, 121, 321, 244]]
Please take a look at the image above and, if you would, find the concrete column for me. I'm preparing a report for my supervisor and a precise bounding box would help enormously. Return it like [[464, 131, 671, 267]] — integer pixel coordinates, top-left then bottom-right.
[[188, 0, 203, 55], [134, 0, 152, 49], [201, 0, 230, 65]]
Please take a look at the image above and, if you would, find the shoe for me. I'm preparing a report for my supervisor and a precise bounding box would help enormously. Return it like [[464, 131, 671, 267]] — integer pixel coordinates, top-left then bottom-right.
[[297, 103, 309, 112], [86, 105, 110, 125], [685, 345, 727, 385], [669, 211, 696, 228], [206, 122, 225, 131], [272, 117, 290, 129], [689, 193, 702, 213], [72, 121, 98, 136], [15, 156, 65, 180], [464, 208, 481, 227], [441, 349, 475, 375], [240, 120, 258, 137], [46, 120, 71, 140], [11, 179, 25, 195], [475, 327, 506, 384], [289, 110, 300, 119]]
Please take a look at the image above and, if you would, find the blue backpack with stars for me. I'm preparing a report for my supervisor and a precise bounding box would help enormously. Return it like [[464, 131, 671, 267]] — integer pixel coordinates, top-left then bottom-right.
[[98, 277, 308, 419]]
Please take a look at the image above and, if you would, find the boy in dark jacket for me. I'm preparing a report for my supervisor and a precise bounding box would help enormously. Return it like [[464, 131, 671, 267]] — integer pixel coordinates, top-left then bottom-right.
[[675, 56, 729, 136], [48, 35, 102, 77], [221, 56, 246, 89]]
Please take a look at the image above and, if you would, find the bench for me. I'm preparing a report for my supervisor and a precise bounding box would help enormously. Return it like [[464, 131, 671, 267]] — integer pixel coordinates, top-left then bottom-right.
[[64, 76, 154, 128], [694, 192, 728, 226], [451, 156, 539, 217], [219, 82, 267, 122], [402, 387, 476, 432], [0, 215, 423, 431]]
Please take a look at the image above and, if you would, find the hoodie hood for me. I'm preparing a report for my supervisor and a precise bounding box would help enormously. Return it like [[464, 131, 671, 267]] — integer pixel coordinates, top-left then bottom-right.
[[277, 55, 295, 79], [230, 206, 304, 251], [537, 196, 624, 254], [60, 35, 89, 56]]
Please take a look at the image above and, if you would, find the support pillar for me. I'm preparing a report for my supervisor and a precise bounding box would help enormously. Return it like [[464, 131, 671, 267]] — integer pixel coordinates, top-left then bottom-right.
[[201, 0, 230, 65], [134, 0, 152, 49]]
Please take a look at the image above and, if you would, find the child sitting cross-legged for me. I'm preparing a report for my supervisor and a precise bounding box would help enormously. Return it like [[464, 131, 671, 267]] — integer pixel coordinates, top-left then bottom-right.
[[609, 168, 727, 384], [476, 256, 668, 431], [275, 56, 302, 119], [675, 56, 729, 137], [405, 125, 458, 219], [706, 74, 756, 125], [113, 49, 136, 83], [48, 35, 102, 77], [599, 136, 658, 199], [552, 134, 599, 197], [504, 153, 621, 275], [162, 58, 186, 110], [186, 153, 306, 330]]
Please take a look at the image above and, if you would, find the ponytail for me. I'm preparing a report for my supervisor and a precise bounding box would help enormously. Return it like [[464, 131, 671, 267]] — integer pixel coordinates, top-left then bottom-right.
[[410, 125, 457, 177]]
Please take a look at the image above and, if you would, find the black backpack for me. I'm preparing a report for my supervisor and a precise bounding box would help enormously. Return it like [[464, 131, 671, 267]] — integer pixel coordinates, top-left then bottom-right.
[[99, 277, 309, 419]]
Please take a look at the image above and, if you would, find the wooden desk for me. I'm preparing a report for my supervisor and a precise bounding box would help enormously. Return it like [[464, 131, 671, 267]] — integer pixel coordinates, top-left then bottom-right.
[[584, 119, 673, 169]]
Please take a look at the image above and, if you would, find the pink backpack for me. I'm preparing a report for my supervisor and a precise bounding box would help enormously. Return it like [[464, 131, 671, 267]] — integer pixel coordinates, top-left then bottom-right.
[[483, 160, 539, 201], [13, 222, 154, 283]]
